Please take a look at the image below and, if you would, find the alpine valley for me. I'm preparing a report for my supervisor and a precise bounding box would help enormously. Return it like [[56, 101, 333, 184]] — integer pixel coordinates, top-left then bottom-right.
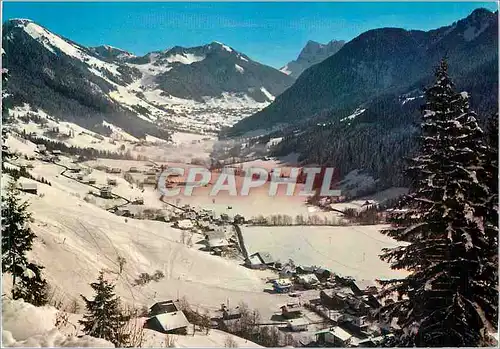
[[2, 18, 294, 138]]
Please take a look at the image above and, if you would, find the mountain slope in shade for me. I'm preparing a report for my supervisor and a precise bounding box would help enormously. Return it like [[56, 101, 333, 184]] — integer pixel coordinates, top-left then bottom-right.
[[280, 40, 345, 78], [230, 8, 498, 136], [136, 42, 294, 103], [2, 19, 294, 135]]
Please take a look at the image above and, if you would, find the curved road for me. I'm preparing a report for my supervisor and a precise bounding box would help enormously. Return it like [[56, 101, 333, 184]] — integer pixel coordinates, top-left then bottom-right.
[[52, 160, 131, 212]]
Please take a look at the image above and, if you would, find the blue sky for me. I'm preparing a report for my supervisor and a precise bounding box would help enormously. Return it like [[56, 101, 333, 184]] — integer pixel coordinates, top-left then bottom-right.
[[2, 2, 498, 68]]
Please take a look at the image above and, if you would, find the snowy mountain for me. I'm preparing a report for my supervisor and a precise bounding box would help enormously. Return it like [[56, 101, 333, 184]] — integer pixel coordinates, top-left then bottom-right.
[[2, 19, 293, 137], [129, 42, 293, 103], [280, 40, 345, 78]]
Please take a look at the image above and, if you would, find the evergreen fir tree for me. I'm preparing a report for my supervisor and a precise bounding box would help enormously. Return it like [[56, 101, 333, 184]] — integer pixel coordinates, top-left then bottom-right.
[[80, 271, 130, 347], [1, 177, 37, 297], [378, 59, 497, 346], [12, 262, 49, 306]]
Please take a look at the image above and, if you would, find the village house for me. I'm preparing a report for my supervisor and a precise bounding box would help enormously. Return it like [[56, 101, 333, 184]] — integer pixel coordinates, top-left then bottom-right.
[[95, 165, 109, 172], [174, 219, 194, 230], [145, 300, 189, 335], [107, 178, 117, 186], [18, 182, 37, 195], [207, 237, 232, 251], [319, 290, 350, 311], [108, 167, 122, 174], [278, 264, 296, 278], [77, 174, 84, 181], [100, 186, 113, 199], [36, 144, 46, 154], [220, 304, 242, 320], [350, 280, 379, 296], [133, 197, 144, 205], [149, 300, 181, 316], [87, 178, 97, 185], [272, 278, 293, 293], [357, 334, 395, 347], [129, 166, 139, 173], [280, 304, 302, 319], [51, 150, 62, 155], [286, 317, 308, 332], [68, 164, 81, 173], [314, 267, 332, 282], [314, 326, 354, 347], [143, 175, 157, 185], [297, 273, 320, 289], [340, 313, 370, 334], [246, 251, 275, 269]]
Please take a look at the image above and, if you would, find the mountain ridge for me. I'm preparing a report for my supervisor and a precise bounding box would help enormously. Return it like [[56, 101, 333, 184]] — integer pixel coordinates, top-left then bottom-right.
[[280, 39, 345, 78], [229, 8, 498, 136]]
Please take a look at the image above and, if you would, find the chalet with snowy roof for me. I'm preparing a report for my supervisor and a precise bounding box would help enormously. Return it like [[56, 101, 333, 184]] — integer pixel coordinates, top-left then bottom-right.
[[145, 300, 189, 335], [220, 304, 242, 320], [278, 264, 296, 278], [207, 237, 232, 250], [286, 317, 308, 332], [340, 313, 370, 333], [174, 219, 193, 230], [297, 273, 320, 289], [272, 278, 292, 293], [296, 265, 316, 274], [149, 300, 181, 316], [357, 334, 395, 347], [68, 164, 82, 173], [35, 144, 46, 153], [350, 279, 379, 296], [247, 251, 275, 269], [280, 304, 302, 319], [314, 326, 354, 347], [18, 182, 37, 195], [133, 197, 144, 205]]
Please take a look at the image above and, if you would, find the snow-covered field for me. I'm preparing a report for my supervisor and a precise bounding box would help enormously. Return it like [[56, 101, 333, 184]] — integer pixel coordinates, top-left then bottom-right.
[[2, 299, 262, 348], [241, 225, 407, 282]]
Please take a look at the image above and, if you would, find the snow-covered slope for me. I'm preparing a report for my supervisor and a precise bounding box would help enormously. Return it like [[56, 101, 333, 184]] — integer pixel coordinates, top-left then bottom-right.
[[2, 298, 262, 348], [0, 138, 285, 322], [2, 299, 114, 347]]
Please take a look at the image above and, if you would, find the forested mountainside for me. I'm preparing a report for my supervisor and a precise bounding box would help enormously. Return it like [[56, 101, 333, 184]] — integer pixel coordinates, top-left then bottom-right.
[[227, 8, 498, 191], [229, 8, 498, 136]]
